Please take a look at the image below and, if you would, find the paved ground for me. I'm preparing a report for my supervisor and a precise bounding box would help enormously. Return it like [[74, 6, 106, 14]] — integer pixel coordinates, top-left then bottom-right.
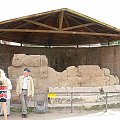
[[0, 112, 88, 120], [0, 110, 98, 120], [1, 109, 120, 120]]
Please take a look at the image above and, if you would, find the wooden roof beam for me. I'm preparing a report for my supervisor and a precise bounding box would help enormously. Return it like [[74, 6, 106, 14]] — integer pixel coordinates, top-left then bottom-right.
[[0, 14, 56, 37], [59, 10, 64, 30], [65, 15, 109, 42], [23, 19, 58, 30], [0, 9, 61, 25], [64, 16, 79, 46], [62, 23, 95, 31], [65, 9, 119, 32], [0, 29, 120, 37]]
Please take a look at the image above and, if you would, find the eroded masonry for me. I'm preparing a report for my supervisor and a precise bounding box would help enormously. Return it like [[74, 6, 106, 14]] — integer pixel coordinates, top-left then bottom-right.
[[8, 54, 120, 107]]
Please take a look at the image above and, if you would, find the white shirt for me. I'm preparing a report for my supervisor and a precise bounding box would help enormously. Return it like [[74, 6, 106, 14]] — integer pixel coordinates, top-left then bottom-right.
[[22, 76, 29, 89]]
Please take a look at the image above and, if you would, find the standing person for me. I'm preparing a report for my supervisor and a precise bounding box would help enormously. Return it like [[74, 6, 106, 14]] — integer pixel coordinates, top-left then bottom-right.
[[0, 73, 12, 116], [5, 77, 12, 116], [0, 69, 8, 120], [16, 68, 34, 118]]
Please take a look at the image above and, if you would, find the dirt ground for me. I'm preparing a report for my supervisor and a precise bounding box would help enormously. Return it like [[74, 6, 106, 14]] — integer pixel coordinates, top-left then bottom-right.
[[0, 112, 94, 120], [0, 109, 99, 120], [1, 109, 120, 120]]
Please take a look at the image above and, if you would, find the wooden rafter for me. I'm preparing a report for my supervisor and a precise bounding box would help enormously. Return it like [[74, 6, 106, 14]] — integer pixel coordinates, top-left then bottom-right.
[[20, 14, 57, 43], [0, 28, 120, 37], [0, 14, 54, 36], [59, 10, 64, 30], [65, 15, 109, 42], [64, 16, 78, 46], [0, 9, 61, 25], [65, 9, 119, 32], [62, 23, 95, 31], [0, 36, 16, 41], [23, 19, 58, 30]]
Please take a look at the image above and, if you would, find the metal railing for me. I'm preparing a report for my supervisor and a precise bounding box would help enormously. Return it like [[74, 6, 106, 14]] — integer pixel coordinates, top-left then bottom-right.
[[34, 91, 120, 113]]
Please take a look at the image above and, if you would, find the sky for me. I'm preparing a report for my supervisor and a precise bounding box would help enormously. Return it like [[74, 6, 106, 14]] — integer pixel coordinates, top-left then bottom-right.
[[0, 0, 120, 29]]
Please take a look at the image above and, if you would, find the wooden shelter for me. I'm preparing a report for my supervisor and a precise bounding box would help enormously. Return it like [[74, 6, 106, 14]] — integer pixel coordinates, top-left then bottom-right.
[[0, 8, 120, 46]]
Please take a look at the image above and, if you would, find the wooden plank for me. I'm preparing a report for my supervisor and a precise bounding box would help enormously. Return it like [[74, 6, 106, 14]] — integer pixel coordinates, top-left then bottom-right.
[[62, 23, 95, 31], [23, 19, 58, 30], [0, 29, 120, 37]]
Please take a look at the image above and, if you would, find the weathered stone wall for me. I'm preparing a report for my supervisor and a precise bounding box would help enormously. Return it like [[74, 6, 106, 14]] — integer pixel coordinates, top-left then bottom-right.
[[9, 54, 119, 90], [8, 54, 119, 104], [0, 44, 120, 81]]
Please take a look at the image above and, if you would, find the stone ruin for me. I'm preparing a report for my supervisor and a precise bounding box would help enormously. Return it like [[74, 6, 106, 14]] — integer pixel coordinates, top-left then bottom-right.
[[9, 54, 119, 91], [8, 54, 120, 106]]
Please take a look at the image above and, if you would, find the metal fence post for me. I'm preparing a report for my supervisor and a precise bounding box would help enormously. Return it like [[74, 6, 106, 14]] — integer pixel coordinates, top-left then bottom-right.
[[34, 93, 36, 112], [46, 92, 48, 112], [105, 92, 108, 112], [71, 92, 73, 113]]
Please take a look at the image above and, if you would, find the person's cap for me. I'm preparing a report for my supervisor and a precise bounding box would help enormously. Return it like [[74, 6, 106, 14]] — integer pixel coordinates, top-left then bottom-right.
[[24, 68, 31, 72]]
